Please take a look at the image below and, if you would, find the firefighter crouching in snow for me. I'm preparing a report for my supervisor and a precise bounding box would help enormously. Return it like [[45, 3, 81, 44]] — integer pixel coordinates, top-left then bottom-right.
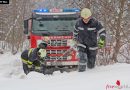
[[21, 42, 47, 74], [73, 8, 106, 72]]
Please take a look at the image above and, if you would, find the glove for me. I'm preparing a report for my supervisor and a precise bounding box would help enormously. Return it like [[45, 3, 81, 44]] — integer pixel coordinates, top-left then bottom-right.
[[73, 39, 79, 45], [98, 38, 105, 48], [33, 60, 41, 67]]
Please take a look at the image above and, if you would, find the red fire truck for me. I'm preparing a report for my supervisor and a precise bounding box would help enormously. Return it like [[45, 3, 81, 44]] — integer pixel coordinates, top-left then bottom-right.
[[24, 8, 80, 74]]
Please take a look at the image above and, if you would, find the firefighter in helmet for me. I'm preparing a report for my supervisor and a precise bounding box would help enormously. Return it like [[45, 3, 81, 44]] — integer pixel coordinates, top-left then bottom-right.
[[73, 8, 106, 72], [21, 41, 47, 74]]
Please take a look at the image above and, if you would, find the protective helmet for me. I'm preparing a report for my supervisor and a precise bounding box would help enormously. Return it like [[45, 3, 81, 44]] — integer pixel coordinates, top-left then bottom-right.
[[81, 8, 92, 19], [38, 41, 47, 49], [37, 49, 47, 58]]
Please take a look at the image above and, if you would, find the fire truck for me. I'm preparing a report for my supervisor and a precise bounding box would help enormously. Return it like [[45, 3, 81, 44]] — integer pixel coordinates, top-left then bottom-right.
[[24, 8, 80, 74]]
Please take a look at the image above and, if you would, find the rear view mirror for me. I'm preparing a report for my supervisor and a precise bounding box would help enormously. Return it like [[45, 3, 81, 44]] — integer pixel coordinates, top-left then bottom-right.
[[24, 20, 28, 34]]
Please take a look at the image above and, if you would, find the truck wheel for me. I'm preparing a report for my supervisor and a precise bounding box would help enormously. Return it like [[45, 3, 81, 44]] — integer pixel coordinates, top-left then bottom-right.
[[47, 68, 54, 75]]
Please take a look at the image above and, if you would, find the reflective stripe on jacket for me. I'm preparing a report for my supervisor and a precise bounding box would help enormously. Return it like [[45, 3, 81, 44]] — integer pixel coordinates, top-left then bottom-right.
[[21, 48, 35, 65], [73, 18, 106, 48]]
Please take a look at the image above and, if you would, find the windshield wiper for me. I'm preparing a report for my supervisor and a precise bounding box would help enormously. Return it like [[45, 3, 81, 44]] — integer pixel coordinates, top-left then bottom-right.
[[42, 31, 54, 36], [34, 30, 48, 31], [57, 30, 69, 31]]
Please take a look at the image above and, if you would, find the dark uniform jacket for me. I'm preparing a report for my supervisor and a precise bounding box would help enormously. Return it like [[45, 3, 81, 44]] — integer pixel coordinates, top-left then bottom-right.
[[73, 18, 106, 50], [21, 48, 40, 63]]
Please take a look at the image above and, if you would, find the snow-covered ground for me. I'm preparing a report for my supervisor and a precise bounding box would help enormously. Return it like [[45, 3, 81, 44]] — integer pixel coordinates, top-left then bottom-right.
[[0, 53, 130, 90]]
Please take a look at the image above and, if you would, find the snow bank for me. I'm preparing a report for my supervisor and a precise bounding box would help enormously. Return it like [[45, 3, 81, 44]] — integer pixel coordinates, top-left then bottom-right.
[[0, 52, 130, 90], [0, 52, 25, 78]]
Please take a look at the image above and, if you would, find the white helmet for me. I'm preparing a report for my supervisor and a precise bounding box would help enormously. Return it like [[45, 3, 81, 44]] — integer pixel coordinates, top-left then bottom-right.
[[38, 49, 47, 58], [81, 8, 92, 19]]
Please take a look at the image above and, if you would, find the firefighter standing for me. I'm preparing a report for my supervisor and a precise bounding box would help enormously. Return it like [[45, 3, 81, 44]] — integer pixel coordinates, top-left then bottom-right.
[[21, 42, 47, 74], [73, 8, 106, 72]]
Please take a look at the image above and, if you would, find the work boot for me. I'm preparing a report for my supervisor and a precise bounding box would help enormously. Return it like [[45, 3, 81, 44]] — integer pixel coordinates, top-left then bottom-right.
[[78, 65, 86, 72], [87, 59, 95, 69], [78, 51, 87, 72], [23, 63, 30, 74], [87, 63, 94, 69]]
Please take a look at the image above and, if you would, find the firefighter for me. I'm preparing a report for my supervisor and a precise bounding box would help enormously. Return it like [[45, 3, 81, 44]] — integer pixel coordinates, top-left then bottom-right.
[[21, 42, 47, 74], [73, 8, 106, 72]]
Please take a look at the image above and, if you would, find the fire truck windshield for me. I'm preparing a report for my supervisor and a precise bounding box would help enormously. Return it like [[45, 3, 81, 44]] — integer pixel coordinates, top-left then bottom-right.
[[32, 16, 77, 36]]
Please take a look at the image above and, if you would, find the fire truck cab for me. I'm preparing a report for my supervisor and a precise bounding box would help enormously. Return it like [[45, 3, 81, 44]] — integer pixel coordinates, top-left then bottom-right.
[[24, 8, 80, 73]]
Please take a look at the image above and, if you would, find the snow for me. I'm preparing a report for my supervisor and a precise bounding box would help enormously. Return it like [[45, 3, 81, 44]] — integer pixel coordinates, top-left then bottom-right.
[[0, 53, 130, 90]]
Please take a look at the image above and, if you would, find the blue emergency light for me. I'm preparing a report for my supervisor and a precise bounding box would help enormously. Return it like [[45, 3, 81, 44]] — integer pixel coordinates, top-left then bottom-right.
[[33, 8, 80, 13], [63, 8, 80, 12], [33, 9, 49, 13]]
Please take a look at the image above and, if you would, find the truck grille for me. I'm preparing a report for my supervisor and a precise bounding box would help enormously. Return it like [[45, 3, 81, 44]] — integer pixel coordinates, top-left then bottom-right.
[[46, 50, 67, 60], [46, 39, 68, 60], [45, 56, 67, 60], [48, 40, 67, 46], [47, 50, 67, 54]]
